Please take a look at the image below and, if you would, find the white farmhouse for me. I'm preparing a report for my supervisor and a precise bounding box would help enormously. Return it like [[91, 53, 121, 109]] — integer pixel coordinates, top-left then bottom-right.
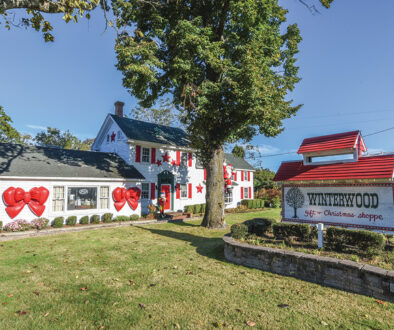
[[91, 102, 255, 214]]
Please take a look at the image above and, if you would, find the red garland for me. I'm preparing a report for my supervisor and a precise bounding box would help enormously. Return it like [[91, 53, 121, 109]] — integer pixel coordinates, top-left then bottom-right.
[[3, 187, 49, 218], [112, 187, 141, 211]]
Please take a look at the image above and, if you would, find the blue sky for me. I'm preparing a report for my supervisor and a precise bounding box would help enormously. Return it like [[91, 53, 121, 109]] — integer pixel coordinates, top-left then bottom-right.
[[1, 0, 393, 171]]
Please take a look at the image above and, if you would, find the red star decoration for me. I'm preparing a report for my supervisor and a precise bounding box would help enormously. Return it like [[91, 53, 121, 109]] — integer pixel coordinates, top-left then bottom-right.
[[196, 184, 203, 193], [162, 152, 171, 162], [156, 159, 162, 166], [111, 132, 116, 142], [171, 160, 176, 166]]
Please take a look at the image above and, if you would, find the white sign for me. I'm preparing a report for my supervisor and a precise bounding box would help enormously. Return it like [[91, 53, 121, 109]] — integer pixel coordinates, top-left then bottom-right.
[[282, 184, 394, 232]]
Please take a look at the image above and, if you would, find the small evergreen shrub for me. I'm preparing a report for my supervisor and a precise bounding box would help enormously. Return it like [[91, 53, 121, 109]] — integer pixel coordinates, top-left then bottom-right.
[[230, 223, 249, 239], [115, 215, 130, 222], [240, 200, 249, 208], [326, 227, 385, 252], [193, 204, 202, 214], [66, 216, 77, 226], [80, 216, 89, 225], [252, 199, 259, 209], [273, 223, 311, 241], [201, 203, 206, 213], [271, 196, 281, 208], [52, 217, 64, 228], [4, 219, 31, 232], [184, 205, 194, 213], [245, 218, 276, 236], [102, 213, 113, 223], [90, 215, 100, 224], [31, 218, 49, 230], [130, 214, 139, 221], [247, 200, 253, 209]]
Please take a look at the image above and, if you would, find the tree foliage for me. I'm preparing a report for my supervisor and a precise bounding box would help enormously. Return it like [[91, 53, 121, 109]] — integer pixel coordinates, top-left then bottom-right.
[[254, 168, 277, 190], [0, 105, 21, 143], [34, 127, 93, 150], [128, 98, 181, 126], [231, 145, 245, 159]]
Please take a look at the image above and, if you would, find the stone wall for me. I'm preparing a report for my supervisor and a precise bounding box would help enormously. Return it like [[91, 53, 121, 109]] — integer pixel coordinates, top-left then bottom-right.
[[223, 235, 394, 302]]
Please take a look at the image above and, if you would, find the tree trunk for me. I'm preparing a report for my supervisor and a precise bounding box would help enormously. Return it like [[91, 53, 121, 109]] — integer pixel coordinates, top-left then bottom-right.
[[293, 207, 297, 218], [201, 147, 225, 228]]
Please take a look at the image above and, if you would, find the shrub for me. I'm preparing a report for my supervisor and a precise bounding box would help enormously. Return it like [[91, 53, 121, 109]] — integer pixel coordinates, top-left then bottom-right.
[[115, 215, 130, 222], [102, 213, 113, 223], [52, 217, 64, 228], [184, 205, 194, 213], [66, 216, 77, 226], [147, 204, 157, 214], [247, 200, 253, 209], [230, 223, 249, 239], [245, 218, 276, 236], [200, 203, 206, 213], [271, 196, 281, 208], [193, 204, 202, 214], [80, 216, 89, 225], [273, 223, 311, 241], [0, 221, 2, 232], [89, 215, 100, 224], [252, 199, 259, 209], [31, 218, 49, 230], [4, 219, 31, 232], [130, 214, 139, 221], [240, 200, 249, 208], [326, 227, 385, 253]]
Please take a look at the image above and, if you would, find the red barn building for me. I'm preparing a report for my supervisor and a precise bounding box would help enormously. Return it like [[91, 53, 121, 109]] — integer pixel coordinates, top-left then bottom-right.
[[274, 131, 394, 233]]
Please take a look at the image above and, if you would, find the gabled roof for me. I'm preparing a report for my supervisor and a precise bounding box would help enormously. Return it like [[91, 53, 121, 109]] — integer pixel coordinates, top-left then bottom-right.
[[297, 130, 366, 154], [110, 114, 190, 147], [224, 153, 255, 171], [0, 143, 145, 180], [274, 154, 394, 182]]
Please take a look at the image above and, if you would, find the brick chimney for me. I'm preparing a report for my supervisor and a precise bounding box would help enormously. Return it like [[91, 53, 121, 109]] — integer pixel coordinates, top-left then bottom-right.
[[114, 101, 124, 117]]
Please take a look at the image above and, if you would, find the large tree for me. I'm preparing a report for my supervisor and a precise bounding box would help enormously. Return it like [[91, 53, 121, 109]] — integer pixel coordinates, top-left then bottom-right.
[[34, 126, 93, 150], [113, 0, 333, 228], [0, 105, 21, 143]]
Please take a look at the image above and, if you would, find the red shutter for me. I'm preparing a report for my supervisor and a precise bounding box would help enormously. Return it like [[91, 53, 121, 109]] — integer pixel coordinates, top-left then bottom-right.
[[204, 169, 207, 180], [135, 145, 141, 162], [176, 183, 180, 199], [241, 171, 244, 181], [248, 171, 250, 181], [188, 153, 192, 167], [234, 172, 237, 181], [150, 183, 156, 200], [176, 151, 181, 166], [151, 148, 156, 164], [249, 187, 252, 199], [188, 183, 192, 199], [241, 187, 244, 199]]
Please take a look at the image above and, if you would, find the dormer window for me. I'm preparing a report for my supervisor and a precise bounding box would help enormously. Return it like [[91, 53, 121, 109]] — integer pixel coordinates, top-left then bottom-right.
[[142, 147, 150, 163]]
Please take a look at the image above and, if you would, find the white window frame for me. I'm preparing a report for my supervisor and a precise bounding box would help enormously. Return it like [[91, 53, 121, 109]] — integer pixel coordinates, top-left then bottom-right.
[[180, 184, 188, 199], [225, 189, 233, 204], [244, 187, 249, 199], [52, 186, 65, 212], [67, 186, 98, 211], [243, 171, 248, 181], [141, 183, 150, 200], [142, 147, 150, 163], [99, 186, 110, 209]]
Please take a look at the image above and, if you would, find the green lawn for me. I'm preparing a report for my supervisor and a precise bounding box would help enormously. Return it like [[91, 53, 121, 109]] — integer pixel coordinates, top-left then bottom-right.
[[0, 209, 392, 329]]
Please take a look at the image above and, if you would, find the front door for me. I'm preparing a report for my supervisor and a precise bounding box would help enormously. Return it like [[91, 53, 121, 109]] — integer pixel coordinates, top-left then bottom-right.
[[161, 185, 171, 210]]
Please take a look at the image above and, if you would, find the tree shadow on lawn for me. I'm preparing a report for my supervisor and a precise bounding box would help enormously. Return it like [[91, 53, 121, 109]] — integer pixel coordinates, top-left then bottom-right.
[[136, 226, 225, 261]]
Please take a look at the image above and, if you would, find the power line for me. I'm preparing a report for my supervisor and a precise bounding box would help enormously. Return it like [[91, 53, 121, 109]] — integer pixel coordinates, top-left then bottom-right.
[[364, 126, 394, 137]]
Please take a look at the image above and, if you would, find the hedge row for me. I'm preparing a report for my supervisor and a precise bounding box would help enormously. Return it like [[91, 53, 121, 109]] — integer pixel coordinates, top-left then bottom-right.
[[240, 199, 265, 209], [230, 218, 276, 239], [272, 223, 316, 241], [184, 204, 206, 214], [326, 227, 385, 252]]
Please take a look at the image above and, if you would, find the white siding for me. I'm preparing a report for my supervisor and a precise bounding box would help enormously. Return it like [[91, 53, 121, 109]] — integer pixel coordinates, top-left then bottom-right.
[[0, 178, 142, 226]]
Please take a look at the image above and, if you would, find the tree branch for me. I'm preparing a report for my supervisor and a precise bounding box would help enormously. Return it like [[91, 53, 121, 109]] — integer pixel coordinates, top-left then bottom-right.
[[0, 0, 98, 13]]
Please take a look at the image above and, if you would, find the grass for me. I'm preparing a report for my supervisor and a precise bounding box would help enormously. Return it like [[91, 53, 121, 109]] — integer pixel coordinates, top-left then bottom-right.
[[0, 209, 392, 329]]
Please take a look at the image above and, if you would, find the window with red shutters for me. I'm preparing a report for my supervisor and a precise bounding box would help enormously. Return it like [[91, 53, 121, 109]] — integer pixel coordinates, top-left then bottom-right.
[[135, 145, 141, 162], [188, 183, 192, 198], [188, 153, 192, 167], [176, 183, 180, 199], [151, 148, 156, 164], [150, 183, 156, 200]]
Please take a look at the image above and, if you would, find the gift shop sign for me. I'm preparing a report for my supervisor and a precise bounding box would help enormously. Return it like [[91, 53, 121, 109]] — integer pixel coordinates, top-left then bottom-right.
[[282, 185, 394, 232]]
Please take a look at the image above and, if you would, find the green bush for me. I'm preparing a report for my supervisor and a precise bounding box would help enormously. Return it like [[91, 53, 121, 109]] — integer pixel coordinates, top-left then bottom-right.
[[90, 215, 100, 224], [193, 204, 202, 214], [326, 227, 385, 253], [252, 199, 258, 209], [200, 203, 206, 213], [184, 205, 194, 213], [230, 223, 249, 239], [130, 214, 139, 221], [115, 215, 130, 222], [66, 216, 77, 226], [271, 196, 281, 208], [102, 213, 113, 223], [247, 200, 253, 209], [273, 223, 311, 241], [0, 221, 3, 232], [244, 218, 276, 236], [240, 200, 249, 208], [52, 217, 64, 228], [80, 216, 89, 225]]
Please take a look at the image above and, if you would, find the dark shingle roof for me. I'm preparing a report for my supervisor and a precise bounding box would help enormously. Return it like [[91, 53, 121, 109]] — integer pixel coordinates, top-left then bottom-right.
[[111, 114, 190, 147], [0, 143, 144, 180], [224, 153, 255, 171]]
